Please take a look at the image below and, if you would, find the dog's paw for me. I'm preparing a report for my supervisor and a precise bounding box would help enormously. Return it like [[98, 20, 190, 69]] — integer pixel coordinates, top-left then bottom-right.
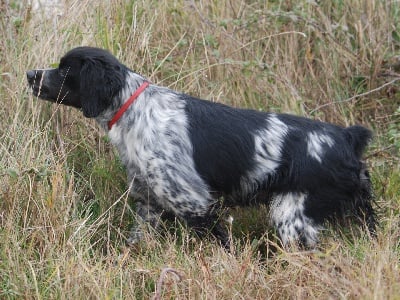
[[126, 227, 143, 246]]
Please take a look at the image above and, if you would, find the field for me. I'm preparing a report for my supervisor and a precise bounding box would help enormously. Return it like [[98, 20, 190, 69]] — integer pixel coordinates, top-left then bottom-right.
[[1, 0, 400, 298]]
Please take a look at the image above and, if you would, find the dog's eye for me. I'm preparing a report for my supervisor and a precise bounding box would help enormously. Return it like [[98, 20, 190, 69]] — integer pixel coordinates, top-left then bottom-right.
[[59, 67, 71, 78]]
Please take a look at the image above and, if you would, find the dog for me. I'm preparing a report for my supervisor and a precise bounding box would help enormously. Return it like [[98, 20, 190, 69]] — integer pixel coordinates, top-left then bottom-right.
[[27, 46, 376, 249]]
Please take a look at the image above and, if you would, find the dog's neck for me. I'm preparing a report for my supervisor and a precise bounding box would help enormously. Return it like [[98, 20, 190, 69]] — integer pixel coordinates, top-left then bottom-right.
[[95, 71, 148, 131], [107, 81, 150, 130]]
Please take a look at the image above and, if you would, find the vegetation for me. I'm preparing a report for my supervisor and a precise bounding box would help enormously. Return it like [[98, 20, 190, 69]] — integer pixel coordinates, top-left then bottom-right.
[[1, 0, 399, 298]]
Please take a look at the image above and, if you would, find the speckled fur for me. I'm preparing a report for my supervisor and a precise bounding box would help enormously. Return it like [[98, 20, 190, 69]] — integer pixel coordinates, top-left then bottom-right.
[[27, 47, 376, 249]]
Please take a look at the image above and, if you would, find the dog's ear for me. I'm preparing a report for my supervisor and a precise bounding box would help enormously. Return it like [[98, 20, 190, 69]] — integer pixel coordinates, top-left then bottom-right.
[[79, 59, 114, 118]]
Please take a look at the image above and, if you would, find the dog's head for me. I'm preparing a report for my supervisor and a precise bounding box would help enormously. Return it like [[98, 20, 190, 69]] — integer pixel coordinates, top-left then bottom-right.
[[27, 47, 127, 117]]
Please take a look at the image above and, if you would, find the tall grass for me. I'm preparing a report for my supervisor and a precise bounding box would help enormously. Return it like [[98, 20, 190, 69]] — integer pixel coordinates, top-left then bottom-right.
[[0, 0, 399, 298]]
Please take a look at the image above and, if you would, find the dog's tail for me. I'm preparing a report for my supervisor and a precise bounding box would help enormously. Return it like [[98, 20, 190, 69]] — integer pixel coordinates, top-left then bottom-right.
[[345, 125, 372, 158]]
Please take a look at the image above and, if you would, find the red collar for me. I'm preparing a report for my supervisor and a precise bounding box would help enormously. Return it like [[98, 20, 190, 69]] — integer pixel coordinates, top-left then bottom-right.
[[108, 81, 150, 130]]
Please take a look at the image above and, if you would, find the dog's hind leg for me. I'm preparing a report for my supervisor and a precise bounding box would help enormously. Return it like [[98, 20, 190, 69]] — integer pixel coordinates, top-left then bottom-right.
[[269, 192, 321, 248], [357, 163, 377, 237]]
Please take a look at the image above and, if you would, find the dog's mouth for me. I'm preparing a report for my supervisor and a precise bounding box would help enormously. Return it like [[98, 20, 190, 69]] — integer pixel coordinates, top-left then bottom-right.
[[29, 84, 51, 100], [29, 83, 73, 106]]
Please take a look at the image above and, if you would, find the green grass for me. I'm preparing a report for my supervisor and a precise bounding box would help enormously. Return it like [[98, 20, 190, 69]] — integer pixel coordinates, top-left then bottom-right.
[[1, 0, 400, 298]]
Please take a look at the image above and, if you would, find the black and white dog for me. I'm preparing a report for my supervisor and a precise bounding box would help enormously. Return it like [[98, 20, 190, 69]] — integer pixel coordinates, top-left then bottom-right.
[[27, 47, 376, 249]]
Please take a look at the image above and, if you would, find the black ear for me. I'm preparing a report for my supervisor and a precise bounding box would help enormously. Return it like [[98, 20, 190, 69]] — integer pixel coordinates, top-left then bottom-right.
[[79, 59, 115, 118]]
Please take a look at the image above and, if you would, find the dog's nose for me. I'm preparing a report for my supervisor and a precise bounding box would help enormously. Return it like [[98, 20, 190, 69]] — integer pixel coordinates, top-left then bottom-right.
[[26, 70, 35, 79], [26, 70, 36, 83]]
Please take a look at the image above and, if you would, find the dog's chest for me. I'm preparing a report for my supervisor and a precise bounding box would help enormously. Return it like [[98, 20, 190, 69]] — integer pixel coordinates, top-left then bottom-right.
[[108, 95, 193, 179]]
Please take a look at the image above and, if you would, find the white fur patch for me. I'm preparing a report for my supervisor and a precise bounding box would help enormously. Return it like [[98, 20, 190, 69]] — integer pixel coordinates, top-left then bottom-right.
[[237, 114, 288, 198], [252, 114, 288, 174], [307, 132, 334, 163], [269, 192, 320, 247]]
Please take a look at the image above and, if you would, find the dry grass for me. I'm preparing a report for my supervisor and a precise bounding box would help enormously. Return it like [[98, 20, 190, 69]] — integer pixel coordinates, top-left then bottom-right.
[[1, 0, 399, 298]]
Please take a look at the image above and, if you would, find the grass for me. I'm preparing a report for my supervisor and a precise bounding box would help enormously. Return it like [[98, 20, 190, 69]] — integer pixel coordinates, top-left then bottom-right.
[[1, 0, 400, 298]]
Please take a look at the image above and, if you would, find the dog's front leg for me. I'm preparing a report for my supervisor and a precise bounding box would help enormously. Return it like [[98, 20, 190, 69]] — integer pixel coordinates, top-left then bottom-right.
[[127, 201, 163, 246], [185, 214, 231, 250]]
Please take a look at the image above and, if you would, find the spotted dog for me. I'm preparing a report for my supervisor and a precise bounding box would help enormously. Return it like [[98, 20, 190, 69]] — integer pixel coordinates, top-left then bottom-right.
[[27, 47, 376, 249]]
